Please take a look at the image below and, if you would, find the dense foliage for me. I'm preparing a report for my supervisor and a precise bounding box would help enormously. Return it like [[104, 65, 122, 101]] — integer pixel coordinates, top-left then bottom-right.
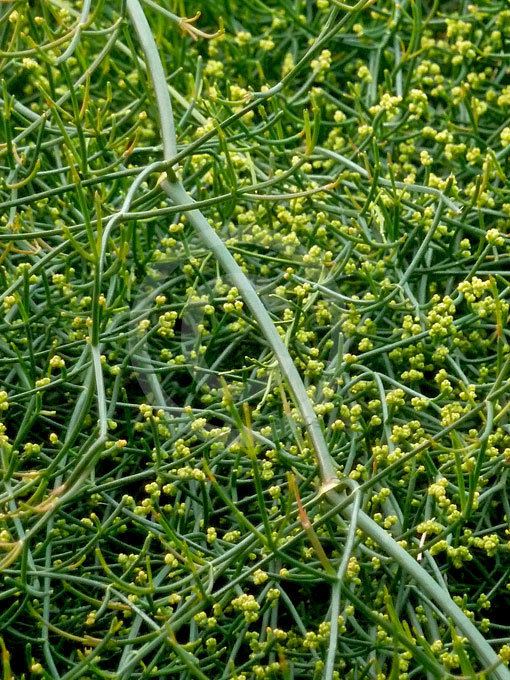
[[1, 0, 510, 678]]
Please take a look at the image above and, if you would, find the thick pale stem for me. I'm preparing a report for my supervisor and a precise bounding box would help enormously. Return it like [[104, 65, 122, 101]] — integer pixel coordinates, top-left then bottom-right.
[[160, 178, 338, 484], [125, 0, 337, 484], [125, 1, 509, 676], [328, 490, 508, 680]]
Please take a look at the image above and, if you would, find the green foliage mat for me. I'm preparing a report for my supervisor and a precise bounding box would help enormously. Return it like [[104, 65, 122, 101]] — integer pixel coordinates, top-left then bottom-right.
[[1, 1, 510, 678]]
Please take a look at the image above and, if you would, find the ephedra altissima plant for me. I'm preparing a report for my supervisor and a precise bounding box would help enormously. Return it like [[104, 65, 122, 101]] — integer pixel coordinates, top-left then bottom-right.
[[1, 1, 510, 678]]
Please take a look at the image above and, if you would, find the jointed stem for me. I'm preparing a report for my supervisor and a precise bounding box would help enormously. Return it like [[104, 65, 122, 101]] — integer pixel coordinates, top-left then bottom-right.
[[125, 0, 509, 677]]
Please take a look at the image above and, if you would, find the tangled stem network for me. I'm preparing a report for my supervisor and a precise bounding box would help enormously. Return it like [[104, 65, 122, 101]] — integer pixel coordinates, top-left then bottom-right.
[[1, 0, 510, 678]]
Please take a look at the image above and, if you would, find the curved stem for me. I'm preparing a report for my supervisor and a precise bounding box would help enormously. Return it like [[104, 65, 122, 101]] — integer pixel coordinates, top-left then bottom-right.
[[160, 178, 338, 484], [126, 0, 177, 160], [125, 1, 509, 677], [328, 490, 509, 680], [125, 0, 337, 485]]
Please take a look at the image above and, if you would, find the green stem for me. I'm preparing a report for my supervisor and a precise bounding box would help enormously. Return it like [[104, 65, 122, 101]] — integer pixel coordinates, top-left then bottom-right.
[[125, 1, 509, 677]]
